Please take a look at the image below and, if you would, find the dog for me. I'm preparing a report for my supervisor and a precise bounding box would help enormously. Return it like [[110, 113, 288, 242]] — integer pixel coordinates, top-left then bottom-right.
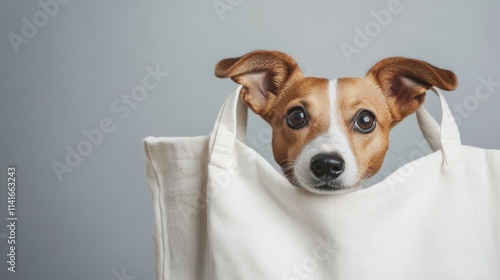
[[215, 50, 457, 194]]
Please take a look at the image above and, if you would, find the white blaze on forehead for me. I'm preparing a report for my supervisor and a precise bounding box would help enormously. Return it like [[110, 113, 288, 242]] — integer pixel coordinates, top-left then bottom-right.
[[326, 79, 358, 186], [325, 79, 350, 152]]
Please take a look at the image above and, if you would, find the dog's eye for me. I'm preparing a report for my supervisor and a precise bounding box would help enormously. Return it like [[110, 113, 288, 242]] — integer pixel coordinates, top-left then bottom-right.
[[354, 110, 376, 133], [286, 106, 308, 129]]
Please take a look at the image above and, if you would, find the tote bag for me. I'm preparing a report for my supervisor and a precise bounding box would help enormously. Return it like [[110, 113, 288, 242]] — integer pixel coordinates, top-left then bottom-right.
[[144, 85, 500, 280]]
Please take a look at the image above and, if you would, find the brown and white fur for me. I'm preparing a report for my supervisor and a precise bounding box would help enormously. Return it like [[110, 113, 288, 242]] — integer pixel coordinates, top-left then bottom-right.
[[215, 50, 457, 194]]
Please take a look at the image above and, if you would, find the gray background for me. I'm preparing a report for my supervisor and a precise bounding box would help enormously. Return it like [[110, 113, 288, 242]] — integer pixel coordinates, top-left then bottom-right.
[[1, 0, 499, 279]]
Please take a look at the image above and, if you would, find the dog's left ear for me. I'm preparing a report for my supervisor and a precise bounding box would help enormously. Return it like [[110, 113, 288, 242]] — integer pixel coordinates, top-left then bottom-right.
[[366, 57, 458, 124]]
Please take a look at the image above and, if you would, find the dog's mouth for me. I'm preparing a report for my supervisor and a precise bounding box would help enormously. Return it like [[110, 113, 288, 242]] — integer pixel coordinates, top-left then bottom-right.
[[316, 184, 344, 191], [313, 183, 359, 194], [294, 179, 360, 195]]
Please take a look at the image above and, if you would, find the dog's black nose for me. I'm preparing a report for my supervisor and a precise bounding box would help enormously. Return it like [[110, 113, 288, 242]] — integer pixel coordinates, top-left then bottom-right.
[[310, 153, 345, 180]]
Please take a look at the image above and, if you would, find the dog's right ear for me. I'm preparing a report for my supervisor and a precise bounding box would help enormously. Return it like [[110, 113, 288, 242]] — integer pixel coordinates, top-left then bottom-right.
[[366, 57, 458, 124], [215, 50, 302, 116]]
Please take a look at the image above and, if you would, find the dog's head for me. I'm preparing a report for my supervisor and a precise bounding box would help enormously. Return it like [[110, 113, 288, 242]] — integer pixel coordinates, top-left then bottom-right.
[[215, 50, 457, 194]]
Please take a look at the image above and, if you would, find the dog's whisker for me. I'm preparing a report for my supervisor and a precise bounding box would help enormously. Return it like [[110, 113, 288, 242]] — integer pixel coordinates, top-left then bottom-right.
[[280, 159, 296, 171], [277, 159, 302, 188], [255, 141, 272, 151], [374, 172, 386, 181], [387, 147, 409, 162]]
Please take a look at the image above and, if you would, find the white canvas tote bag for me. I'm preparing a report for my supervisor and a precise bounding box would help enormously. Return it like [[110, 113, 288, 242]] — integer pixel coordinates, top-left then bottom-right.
[[144, 85, 500, 280]]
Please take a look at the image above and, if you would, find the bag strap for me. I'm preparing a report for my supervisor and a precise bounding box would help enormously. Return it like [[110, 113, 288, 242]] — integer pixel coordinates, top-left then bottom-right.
[[416, 87, 462, 166], [209, 86, 247, 169]]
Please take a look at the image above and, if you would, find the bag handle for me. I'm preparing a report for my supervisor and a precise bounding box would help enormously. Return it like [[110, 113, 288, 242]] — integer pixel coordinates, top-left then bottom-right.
[[416, 87, 462, 166], [209, 86, 247, 169]]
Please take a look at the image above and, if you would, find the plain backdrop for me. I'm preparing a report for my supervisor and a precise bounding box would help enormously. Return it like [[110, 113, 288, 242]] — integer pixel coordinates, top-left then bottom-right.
[[1, 0, 499, 279]]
